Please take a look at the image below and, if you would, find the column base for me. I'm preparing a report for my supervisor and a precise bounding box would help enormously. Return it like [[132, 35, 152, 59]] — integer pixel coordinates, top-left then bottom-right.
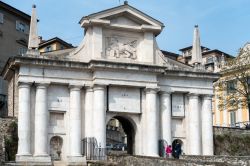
[[16, 154, 52, 165], [67, 155, 86, 166]]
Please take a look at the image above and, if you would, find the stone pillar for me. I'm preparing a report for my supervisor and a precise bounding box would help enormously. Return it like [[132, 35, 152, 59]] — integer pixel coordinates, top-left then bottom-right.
[[223, 91, 228, 127], [69, 85, 82, 156], [160, 92, 172, 146], [34, 83, 50, 159], [145, 88, 159, 157], [93, 85, 106, 148], [188, 93, 201, 155], [16, 82, 31, 158], [84, 86, 93, 138], [201, 95, 214, 155], [214, 88, 220, 126]]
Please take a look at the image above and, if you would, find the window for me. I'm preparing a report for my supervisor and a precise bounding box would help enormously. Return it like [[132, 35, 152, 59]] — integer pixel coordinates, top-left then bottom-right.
[[227, 81, 236, 93], [0, 13, 3, 24], [18, 47, 27, 56], [206, 57, 213, 64], [60, 45, 64, 50], [16, 20, 29, 34], [230, 111, 236, 127], [45, 46, 52, 52]]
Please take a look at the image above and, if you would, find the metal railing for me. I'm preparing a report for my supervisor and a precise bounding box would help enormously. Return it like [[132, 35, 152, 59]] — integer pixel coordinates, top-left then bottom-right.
[[82, 137, 106, 160]]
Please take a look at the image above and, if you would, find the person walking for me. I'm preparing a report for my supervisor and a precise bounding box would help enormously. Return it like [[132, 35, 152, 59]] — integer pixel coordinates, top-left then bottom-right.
[[165, 145, 172, 158]]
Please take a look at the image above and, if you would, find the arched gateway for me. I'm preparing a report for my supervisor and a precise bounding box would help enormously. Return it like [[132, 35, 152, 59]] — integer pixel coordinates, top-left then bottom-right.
[[2, 2, 218, 165]]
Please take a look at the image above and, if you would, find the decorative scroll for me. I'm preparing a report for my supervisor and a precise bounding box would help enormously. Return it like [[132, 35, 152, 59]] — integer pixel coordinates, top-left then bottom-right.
[[105, 36, 137, 60]]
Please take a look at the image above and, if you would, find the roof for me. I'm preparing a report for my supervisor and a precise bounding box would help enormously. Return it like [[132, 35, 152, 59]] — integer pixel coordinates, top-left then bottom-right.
[[179, 46, 209, 52], [79, 2, 164, 28], [161, 50, 180, 61], [39, 37, 74, 48], [0, 1, 31, 21], [202, 49, 234, 58]]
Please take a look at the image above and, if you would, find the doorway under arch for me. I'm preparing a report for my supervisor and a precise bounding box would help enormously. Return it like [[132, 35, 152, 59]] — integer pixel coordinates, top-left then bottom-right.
[[50, 136, 63, 161], [106, 116, 135, 155]]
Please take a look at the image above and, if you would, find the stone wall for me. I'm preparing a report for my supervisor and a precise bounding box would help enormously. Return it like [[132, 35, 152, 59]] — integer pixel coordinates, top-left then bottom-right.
[[213, 126, 250, 155], [0, 117, 16, 162], [107, 154, 227, 166]]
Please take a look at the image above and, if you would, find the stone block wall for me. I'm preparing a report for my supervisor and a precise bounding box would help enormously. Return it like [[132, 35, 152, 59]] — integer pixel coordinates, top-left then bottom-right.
[[213, 126, 250, 155], [107, 154, 227, 166], [0, 117, 16, 162]]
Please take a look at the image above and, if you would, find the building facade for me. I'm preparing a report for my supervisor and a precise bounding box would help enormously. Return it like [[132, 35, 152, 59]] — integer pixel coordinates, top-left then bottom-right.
[[0, 1, 30, 116], [2, 3, 218, 165], [38, 37, 73, 53], [213, 43, 250, 127]]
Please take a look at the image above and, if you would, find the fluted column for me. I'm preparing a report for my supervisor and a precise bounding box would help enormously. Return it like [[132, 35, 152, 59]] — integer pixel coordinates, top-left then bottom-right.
[[69, 85, 82, 156], [34, 83, 49, 156], [160, 91, 172, 146], [201, 95, 213, 155], [84, 86, 93, 138], [188, 93, 201, 155], [93, 85, 106, 148], [145, 87, 159, 157], [17, 82, 31, 156]]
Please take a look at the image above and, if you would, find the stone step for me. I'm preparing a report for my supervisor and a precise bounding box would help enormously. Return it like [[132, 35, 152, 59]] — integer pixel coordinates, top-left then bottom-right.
[[53, 161, 67, 166]]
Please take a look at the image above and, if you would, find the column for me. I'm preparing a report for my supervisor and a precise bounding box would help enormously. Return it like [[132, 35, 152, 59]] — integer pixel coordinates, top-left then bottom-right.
[[17, 82, 31, 156], [145, 88, 159, 156], [160, 92, 172, 146], [201, 95, 213, 155], [188, 93, 201, 155], [237, 97, 243, 127], [69, 85, 82, 156], [34, 83, 49, 156], [84, 86, 93, 138], [214, 89, 220, 126], [223, 91, 228, 126], [93, 85, 106, 148]]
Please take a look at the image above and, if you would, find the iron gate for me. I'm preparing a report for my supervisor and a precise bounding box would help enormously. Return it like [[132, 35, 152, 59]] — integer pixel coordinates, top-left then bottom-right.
[[82, 137, 106, 160]]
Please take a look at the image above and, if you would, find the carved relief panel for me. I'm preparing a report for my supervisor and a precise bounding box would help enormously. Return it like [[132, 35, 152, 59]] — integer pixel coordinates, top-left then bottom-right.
[[105, 36, 138, 60]]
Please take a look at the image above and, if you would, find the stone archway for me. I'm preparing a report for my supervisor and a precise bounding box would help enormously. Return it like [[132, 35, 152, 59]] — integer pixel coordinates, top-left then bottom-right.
[[50, 136, 63, 161], [106, 116, 136, 155]]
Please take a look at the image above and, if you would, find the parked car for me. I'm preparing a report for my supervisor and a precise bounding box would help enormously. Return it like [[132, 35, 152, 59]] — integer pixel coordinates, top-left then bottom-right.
[[112, 143, 127, 151], [106, 143, 113, 150]]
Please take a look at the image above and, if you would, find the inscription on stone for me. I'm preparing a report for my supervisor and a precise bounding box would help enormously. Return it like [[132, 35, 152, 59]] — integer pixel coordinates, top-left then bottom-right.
[[108, 86, 141, 113], [172, 93, 185, 117]]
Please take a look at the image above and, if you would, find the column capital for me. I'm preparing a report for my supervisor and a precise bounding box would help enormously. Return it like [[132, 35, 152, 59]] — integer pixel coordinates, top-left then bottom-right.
[[187, 93, 199, 99], [35, 82, 50, 88], [159, 91, 172, 95], [93, 84, 106, 91], [69, 84, 82, 91], [145, 87, 159, 94], [18, 82, 32, 88], [202, 94, 213, 100]]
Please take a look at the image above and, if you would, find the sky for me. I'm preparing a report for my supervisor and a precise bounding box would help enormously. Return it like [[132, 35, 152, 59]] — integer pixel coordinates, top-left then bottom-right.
[[3, 0, 250, 56]]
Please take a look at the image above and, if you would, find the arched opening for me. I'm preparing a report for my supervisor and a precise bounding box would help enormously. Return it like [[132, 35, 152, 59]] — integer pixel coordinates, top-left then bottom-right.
[[106, 116, 135, 155], [50, 136, 63, 161], [172, 139, 183, 159]]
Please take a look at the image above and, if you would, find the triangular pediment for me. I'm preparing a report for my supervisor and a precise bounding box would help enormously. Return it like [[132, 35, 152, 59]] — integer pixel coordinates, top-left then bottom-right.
[[80, 4, 164, 27]]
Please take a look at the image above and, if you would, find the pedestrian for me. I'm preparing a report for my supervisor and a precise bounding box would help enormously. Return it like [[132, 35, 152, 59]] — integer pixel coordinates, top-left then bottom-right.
[[166, 145, 172, 158], [175, 142, 182, 159]]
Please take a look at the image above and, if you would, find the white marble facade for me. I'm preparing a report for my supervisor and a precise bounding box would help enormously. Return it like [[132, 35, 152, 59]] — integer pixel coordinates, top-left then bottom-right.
[[2, 3, 218, 165]]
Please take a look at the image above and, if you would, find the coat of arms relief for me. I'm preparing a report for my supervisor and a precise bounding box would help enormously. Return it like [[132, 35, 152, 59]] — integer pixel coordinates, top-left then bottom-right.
[[105, 36, 137, 60]]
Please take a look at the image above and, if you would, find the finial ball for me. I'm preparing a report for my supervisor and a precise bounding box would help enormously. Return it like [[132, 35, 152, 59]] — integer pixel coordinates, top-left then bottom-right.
[[124, 1, 128, 5], [32, 4, 36, 8], [194, 25, 198, 28]]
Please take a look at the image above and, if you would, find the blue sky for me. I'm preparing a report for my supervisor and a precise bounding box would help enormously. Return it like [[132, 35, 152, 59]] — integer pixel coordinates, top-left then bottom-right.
[[3, 0, 250, 56]]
